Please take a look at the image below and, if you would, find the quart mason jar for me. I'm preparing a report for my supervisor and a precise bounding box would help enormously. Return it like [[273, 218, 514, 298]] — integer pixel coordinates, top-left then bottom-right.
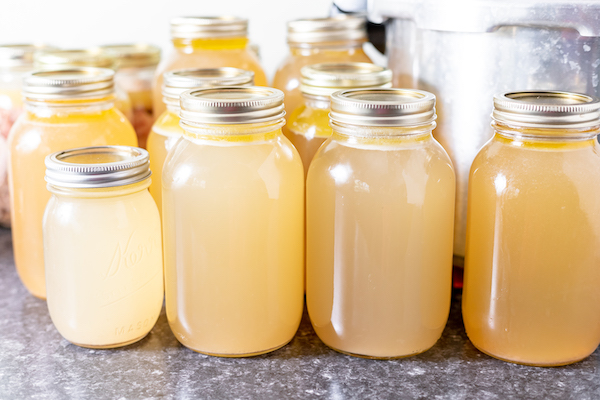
[[307, 88, 455, 359], [9, 68, 138, 299], [162, 87, 304, 356], [35, 48, 134, 121], [102, 44, 161, 148], [147, 67, 253, 214], [287, 62, 391, 176], [462, 91, 600, 367], [152, 16, 267, 118], [44, 146, 163, 348], [272, 15, 371, 127]]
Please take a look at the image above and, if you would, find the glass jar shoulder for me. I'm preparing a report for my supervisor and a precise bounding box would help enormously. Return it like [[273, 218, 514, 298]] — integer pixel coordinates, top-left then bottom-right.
[[287, 105, 331, 138], [151, 110, 184, 138]]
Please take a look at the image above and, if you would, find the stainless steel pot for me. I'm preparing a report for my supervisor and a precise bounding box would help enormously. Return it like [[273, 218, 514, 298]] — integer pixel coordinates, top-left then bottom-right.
[[369, 0, 600, 262]]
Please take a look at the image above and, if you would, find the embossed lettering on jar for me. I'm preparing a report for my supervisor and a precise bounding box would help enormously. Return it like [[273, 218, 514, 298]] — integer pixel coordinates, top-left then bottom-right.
[[306, 88, 455, 358], [462, 91, 600, 366], [43, 146, 163, 348]]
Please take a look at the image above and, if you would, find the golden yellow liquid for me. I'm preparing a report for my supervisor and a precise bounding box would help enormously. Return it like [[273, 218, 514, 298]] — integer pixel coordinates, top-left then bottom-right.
[[462, 133, 600, 366], [152, 38, 267, 118], [306, 131, 455, 358], [147, 109, 183, 215], [162, 127, 304, 356], [44, 180, 163, 348], [287, 104, 331, 178], [272, 45, 371, 136], [128, 89, 154, 149], [8, 102, 138, 298], [0, 88, 23, 138]]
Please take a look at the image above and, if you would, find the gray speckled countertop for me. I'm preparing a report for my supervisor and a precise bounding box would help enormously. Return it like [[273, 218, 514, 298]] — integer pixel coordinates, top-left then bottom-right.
[[0, 228, 598, 399]]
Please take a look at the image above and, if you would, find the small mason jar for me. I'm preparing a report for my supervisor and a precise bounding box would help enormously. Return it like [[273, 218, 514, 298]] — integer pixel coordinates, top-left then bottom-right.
[[152, 16, 267, 118], [462, 91, 600, 367], [162, 86, 304, 357], [306, 88, 455, 359], [102, 44, 161, 148], [273, 15, 372, 125], [287, 62, 391, 177], [9, 68, 137, 299], [44, 146, 163, 348], [147, 67, 253, 214]]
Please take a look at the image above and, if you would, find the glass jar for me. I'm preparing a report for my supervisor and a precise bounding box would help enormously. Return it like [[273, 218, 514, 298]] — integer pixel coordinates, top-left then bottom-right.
[[102, 44, 161, 148], [43, 146, 163, 348], [462, 91, 600, 367], [287, 62, 392, 177], [35, 48, 134, 121], [306, 88, 455, 359], [148, 67, 254, 215], [152, 16, 268, 118], [273, 15, 371, 129], [162, 87, 304, 356], [9, 68, 138, 299]]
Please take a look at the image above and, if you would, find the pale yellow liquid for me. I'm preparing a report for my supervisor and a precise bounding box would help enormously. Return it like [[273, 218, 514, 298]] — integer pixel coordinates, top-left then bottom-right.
[[307, 131, 455, 358], [0, 88, 22, 138], [287, 104, 330, 178], [162, 128, 304, 356], [272, 45, 371, 138], [44, 180, 163, 348], [147, 109, 183, 215], [8, 102, 138, 298], [462, 133, 600, 366], [152, 38, 267, 118]]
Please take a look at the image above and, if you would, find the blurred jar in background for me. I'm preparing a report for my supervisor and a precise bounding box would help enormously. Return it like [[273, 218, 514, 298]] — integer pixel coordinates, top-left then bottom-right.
[[147, 67, 254, 215], [8, 68, 137, 299], [44, 146, 163, 349], [287, 62, 391, 177], [0, 44, 55, 227], [152, 16, 267, 118], [273, 15, 372, 136], [35, 48, 133, 121], [102, 44, 161, 148]]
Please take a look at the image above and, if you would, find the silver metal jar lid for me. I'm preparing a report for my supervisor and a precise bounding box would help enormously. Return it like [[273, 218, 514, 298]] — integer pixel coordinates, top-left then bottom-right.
[[287, 15, 367, 45], [23, 68, 115, 100], [330, 88, 437, 127], [493, 91, 600, 129], [179, 86, 285, 125], [301, 62, 392, 97], [170, 16, 248, 39], [45, 146, 151, 189], [162, 68, 254, 106], [35, 48, 116, 69], [101, 44, 161, 69], [0, 44, 56, 68]]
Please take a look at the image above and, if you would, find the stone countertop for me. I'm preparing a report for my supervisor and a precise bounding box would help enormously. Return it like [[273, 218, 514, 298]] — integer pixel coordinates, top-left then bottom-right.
[[0, 228, 598, 400]]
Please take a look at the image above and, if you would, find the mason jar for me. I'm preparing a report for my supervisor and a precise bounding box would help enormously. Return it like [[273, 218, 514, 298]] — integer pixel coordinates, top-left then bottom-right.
[[306, 88, 455, 359], [102, 44, 161, 148], [152, 16, 267, 118], [287, 62, 391, 177], [162, 86, 304, 356], [272, 15, 372, 126], [44, 146, 163, 348], [462, 91, 600, 366], [147, 67, 253, 214], [9, 68, 138, 299]]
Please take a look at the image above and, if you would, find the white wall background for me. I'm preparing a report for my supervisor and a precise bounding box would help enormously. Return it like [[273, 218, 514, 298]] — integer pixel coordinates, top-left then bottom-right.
[[0, 0, 334, 81]]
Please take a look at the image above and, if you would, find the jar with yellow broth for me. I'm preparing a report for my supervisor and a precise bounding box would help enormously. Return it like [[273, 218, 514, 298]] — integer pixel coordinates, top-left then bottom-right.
[[102, 44, 161, 148], [287, 62, 391, 176], [162, 87, 304, 356], [273, 15, 371, 129], [152, 16, 267, 118], [147, 67, 254, 214], [306, 88, 455, 359], [8, 68, 138, 299], [35, 48, 133, 121], [462, 91, 600, 367], [44, 146, 163, 348]]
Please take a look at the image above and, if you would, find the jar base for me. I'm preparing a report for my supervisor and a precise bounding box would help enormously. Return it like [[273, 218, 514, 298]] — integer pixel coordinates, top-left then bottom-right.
[[471, 342, 590, 367], [324, 342, 436, 360], [185, 337, 293, 358], [70, 332, 150, 349]]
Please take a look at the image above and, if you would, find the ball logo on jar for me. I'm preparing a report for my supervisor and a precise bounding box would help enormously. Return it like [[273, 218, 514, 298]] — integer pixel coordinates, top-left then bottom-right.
[[104, 230, 159, 279]]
